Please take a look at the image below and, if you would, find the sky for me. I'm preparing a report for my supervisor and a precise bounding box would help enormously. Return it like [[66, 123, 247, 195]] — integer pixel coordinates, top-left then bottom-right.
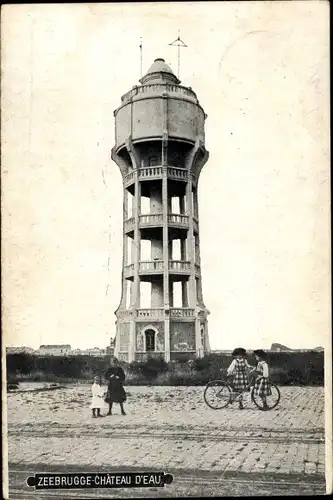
[[1, 2, 330, 350]]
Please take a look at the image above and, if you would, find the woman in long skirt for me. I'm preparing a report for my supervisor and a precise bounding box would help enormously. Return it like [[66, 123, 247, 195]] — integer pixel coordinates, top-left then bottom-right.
[[105, 360, 127, 416]]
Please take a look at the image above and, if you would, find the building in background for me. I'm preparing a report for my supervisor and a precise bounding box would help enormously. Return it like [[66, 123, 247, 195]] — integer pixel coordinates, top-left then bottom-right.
[[37, 344, 72, 356], [70, 347, 108, 356], [6, 346, 36, 355], [270, 343, 324, 353], [112, 58, 211, 363], [107, 337, 115, 358]]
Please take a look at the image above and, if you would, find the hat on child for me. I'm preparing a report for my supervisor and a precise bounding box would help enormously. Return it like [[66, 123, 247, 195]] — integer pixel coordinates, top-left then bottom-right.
[[232, 347, 247, 357], [253, 349, 268, 359]]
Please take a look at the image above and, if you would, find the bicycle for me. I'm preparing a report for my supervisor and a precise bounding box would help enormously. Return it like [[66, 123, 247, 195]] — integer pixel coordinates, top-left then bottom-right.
[[203, 370, 281, 411]]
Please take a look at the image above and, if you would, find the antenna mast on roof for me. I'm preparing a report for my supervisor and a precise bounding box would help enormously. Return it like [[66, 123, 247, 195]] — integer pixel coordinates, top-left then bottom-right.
[[168, 30, 187, 79], [139, 37, 143, 78]]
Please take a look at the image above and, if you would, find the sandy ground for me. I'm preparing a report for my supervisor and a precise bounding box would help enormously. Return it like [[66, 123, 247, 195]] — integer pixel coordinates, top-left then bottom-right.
[[5, 385, 327, 498], [6, 384, 325, 426]]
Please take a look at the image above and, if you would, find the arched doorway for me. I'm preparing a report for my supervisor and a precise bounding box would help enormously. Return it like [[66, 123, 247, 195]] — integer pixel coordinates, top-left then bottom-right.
[[145, 329, 156, 352]]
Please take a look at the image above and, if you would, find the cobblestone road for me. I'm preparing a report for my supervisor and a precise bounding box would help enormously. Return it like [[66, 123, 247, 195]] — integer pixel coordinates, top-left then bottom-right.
[[5, 385, 327, 497]]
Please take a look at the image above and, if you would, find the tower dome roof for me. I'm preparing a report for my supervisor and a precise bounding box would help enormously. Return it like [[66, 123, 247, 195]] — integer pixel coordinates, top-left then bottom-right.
[[146, 58, 174, 75], [140, 58, 180, 85]]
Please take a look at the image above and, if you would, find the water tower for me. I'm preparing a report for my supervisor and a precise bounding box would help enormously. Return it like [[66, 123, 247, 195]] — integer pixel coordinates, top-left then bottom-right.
[[111, 58, 210, 363]]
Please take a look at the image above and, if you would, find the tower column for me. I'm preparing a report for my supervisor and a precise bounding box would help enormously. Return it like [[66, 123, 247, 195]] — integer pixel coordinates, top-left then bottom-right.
[[168, 240, 173, 259], [179, 195, 185, 215], [187, 178, 202, 357], [130, 239, 136, 305], [123, 189, 130, 311], [186, 179, 196, 308], [195, 317, 203, 357], [120, 187, 129, 309], [182, 281, 188, 307], [195, 236, 204, 305], [128, 176, 141, 362], [180, 239, 186, 260], [193, 188, 199, 219], [163, 168, 170, 362], [169, 281, 174, 307], [133, 177, 141, 307], [193, 188, 204, 304]]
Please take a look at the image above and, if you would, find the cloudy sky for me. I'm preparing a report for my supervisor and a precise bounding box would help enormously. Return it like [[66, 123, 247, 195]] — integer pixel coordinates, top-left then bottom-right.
[[2, 2, 330, 350]]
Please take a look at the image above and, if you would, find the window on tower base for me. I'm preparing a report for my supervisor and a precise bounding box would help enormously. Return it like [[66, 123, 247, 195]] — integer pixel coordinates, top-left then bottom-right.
[[145, 329, 156, 351]]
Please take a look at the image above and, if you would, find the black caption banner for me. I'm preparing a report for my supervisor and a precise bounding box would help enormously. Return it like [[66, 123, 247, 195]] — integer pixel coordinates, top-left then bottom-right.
[[26, 472, 173, 489]]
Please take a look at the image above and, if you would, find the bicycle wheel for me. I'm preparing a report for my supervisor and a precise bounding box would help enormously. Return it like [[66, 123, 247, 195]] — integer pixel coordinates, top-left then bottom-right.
[[203, 380, 232, 409], [251, 377, 280, 410]]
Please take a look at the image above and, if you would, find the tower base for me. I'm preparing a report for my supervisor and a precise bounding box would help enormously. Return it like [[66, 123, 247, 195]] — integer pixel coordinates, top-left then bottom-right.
[[114, 308, 210, 363]]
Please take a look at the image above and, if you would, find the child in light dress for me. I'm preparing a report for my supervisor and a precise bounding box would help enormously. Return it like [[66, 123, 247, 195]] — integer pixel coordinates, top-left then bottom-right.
[[91, 376, 105, 418], [227, 348, 254, 409]]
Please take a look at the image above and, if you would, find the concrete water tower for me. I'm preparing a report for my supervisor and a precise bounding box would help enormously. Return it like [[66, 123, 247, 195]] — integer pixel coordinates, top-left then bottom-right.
[[111, 58, 210, 363]]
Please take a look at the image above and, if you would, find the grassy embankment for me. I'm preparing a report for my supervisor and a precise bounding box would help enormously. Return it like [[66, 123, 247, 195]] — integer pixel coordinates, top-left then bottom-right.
[[6, 351, 324, 387]]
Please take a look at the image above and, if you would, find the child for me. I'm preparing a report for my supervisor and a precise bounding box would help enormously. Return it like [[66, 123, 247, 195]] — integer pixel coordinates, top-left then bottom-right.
[[227, 347, 253, 409], [91, 376, 105, 418], [252, 349, 271, 410], [105, 359, 127, 416]]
